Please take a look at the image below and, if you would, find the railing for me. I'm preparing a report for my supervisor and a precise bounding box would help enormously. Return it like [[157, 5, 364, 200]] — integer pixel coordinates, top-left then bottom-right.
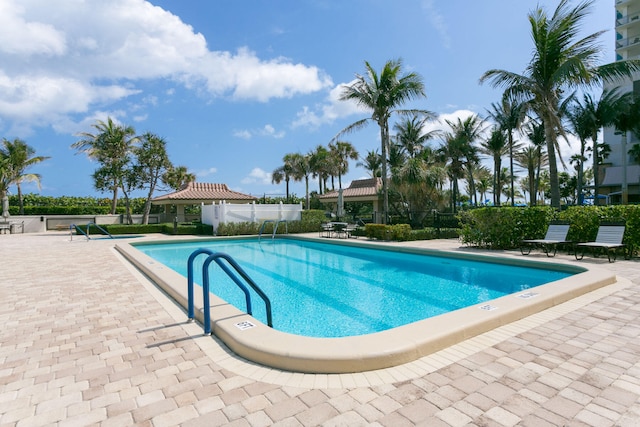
[[187, 249, 273, 335], [86, 222, 113, 239], [69, 222, 113, 240], [258, 219, 288, 240], [69, 224, 89, 241]]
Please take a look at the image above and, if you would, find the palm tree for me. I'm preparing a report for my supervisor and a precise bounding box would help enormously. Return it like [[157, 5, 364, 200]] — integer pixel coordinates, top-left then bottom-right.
[[288, 153, 313, 210], [612, 97, 640, 204], [440, 116, 483, 209], [72, 117, 138, 214], [480, 0, 640, 208], [329, 141, 359, 190], [1, 138, 50, 214], [162, 165, 195, 190], [271, 153, 298, 203], [309, 145, 331, 194], [572, 89, 631, 203], [514, 145, 546, 206], [337, 59, 431, 223], [566, 99, 595, 205], [479, 127, 508, 205], [486, 96, 526, 206], [356, 150, 381, 178]]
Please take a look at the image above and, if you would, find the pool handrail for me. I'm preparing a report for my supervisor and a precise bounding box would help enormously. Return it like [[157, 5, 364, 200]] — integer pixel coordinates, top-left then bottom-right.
[[86, 221, 113, 239], [258, 220, 275, 240], [69, 224, 90, 241], [187, 249, 274, 335], [258, 219, 288, 240]]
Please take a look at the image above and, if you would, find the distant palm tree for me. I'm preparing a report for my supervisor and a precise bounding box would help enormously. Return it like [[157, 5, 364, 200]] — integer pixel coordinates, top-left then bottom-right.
[[1, 138, 50, 214], [73, 117, 138, 214], [573, 89, 632, 203], [309, 145, 331, 194], [524, 121, 547, 205], [162, 165, 195, 190], [271, 153, 298, 203], [566, 99, 595, 205], [479, 127, 508, 206], [288, 152, 312, 209], [329, 140, 359, 190], [486, 97, 526, 206], [356, 150, 381, 178], [480, 0, 640, 208], [338, 59, 431, 223]]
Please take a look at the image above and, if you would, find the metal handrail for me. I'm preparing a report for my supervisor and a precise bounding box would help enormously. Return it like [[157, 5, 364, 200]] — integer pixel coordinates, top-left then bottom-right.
[[86, 222, 113, 239], [187, 249, 273, 335], [258, 219, 275, 240], [273, 220, 288, 238], [69, 224, 90, 241]]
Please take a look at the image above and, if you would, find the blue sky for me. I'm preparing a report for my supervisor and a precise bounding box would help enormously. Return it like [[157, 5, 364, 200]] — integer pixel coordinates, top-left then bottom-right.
[[0, 0, 615, 200]]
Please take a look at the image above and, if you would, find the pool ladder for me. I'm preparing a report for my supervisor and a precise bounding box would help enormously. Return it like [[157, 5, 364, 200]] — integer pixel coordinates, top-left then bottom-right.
[[258, 219, 288, 240], [69, 222, 113, 241], [187, 249, 273, 335]]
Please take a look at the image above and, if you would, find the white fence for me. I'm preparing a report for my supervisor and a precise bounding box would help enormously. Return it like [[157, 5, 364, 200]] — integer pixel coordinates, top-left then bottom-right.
[[202, 201, 303, 233]]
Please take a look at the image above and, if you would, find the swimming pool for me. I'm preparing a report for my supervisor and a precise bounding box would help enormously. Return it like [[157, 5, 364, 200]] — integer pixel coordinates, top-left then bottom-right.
[[135, 238, 572, 338], [117, 236, 616, 373]]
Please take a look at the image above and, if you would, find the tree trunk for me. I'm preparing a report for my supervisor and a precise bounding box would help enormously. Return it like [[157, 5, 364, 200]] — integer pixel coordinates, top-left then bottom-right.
[[544, 118, 561, 208], [379, 121, 389, 224]]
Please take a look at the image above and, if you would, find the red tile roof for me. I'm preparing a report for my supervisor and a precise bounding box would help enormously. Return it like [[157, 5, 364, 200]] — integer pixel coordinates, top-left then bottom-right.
[[318, 178, 382, 200], [152, 182, 257, 203]]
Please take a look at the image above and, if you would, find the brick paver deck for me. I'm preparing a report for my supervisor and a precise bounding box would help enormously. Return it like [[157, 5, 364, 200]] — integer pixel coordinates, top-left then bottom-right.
[[1, 232, 640, 426]]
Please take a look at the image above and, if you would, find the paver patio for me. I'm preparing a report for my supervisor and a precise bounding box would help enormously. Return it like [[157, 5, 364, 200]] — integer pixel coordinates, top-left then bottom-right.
[[1, 232, 639, 426]]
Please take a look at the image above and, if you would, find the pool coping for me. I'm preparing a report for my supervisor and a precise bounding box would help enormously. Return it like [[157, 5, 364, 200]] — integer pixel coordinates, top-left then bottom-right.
[[115, 235, 617, 374]]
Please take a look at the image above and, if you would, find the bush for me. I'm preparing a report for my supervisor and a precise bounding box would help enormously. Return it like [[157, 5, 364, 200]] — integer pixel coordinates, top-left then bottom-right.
[[458, 205, 640, 251]]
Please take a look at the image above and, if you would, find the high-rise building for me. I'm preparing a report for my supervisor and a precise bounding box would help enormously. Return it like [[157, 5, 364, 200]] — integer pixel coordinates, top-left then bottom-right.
[[601, 0, 640, 204]]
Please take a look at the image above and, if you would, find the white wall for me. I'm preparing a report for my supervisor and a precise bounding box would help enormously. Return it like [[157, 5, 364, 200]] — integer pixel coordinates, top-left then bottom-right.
[[202, 201, 303, 234]]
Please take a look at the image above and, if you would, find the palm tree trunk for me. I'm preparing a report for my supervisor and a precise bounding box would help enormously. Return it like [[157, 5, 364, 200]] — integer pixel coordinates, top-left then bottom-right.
[[379, 121, 389, 224], [592, 132, 599, 205], [17, 183, 24, 215], [305, 176, 310, 210], [509, 131, 515, 207], [544, 119, 561, 208]]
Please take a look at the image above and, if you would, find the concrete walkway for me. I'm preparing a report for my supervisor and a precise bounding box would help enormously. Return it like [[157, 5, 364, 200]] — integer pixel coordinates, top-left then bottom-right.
[[1, 232, 640, 426]]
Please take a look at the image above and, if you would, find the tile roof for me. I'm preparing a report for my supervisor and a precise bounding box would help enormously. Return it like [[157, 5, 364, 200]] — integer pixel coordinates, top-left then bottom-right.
[[152, 182, 257, 202], [318, 178, 382, 199]]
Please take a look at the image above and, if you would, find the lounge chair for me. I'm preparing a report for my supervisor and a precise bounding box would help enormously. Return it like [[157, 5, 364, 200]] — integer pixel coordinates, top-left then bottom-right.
[[574, 222, 627, 263], [520, 222, 571, 257]]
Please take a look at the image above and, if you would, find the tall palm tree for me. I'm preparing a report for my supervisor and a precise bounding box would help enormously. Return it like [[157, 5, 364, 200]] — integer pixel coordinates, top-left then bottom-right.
[[479, 127, 508, 206], [524, 120, 547, 205], [329, 140, 359, 190], [288, 153, 312, 209], [480, 0, 640, 208], [337, 59, 431, 223], [356, 150, 381, 178], [308, 145, 331, 194], [440, 116, 483, 208], [566, 99, 595, 205], [271, 153, 298, 203], [72, 117, 138, 214], [439, 118, 479, 212], [514, 145, 546, 206], [612, 97, 640, 204], [486, 96, 526, 206], [1, 138, 50, 214], [574, 89, 632, 203]]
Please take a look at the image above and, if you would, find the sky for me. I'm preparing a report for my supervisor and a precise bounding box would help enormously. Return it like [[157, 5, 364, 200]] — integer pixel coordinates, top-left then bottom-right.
[[0, 0, 616, 200]]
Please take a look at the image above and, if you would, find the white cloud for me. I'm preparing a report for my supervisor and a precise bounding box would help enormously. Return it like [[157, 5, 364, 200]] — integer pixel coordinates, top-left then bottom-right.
[[421, 0, 451, 49], [195, 167, 218, 178], [292, 81, 369, 129], [0, 0, 333, 133], [241, 167, 272, 185], [233, 124, 285, 140]]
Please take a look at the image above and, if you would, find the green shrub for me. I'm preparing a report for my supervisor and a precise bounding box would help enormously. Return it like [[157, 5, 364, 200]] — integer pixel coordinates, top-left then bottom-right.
[[365, 224, 387, 240], [459, 205, 640, 252]]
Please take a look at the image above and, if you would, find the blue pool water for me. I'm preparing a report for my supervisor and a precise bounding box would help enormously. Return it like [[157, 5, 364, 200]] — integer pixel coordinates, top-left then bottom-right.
[[135, 239, 573, 338]]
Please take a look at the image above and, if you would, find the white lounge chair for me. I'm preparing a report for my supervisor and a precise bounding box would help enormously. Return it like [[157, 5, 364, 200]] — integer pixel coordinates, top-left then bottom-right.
[[574, 223, 627, 263], [520, 222, 571, 257]]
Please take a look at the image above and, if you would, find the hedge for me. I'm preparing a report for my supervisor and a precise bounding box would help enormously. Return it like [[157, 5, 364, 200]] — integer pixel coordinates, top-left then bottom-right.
[[458, 205, 640, 251]]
